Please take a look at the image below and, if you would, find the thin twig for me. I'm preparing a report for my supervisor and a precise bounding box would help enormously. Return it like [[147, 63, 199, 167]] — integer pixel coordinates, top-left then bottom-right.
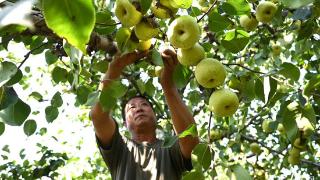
[[223, 63, 266, 74], [197, 0, 218, 23], [18, 42, 49, 69], [207, 111, 213, 143]]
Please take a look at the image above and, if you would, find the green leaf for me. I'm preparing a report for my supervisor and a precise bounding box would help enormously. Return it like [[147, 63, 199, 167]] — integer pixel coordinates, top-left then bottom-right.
[[267, 77, 277, 104], [0, 61, 18, 87], [4, 69, 23, 86], [162, 136, 178, 148], [99, 89, 117, 112], [297, 21, 314, 41], [76, 86, 90, 105], [301, 103, 316, 127], [303, 74, 320, 97], [221, 0, 250, 15], [280, 0, 314, 9], [52, 66, 68, 84], [45, 50, 59, 65], [173, 64, 192, 89], [0, 122, 4, 136], [182, 169, 205, 180], [221, 29, 249, 53], [145, 79, 156, 97], [51, 92, 63, 107], [45, 106, 59, 123], [23, 119, 37, 136], [42, 0, 95, 53], [96, 10, 112, 23], [178, 124, 198, 138], [191, 143, 212, 170], [29, 91, 43, 102], [116, 27, 131, 52], [278, 63, 300, 82], [107, 80, 128, 98], [243, 78, 255, 100], [255, 77, 265, 102], [0, 98, 31, 126], [229, 164, 252, 180], [151, 49, 163, 66], [208, 11, 232, 32], [171, 0, 193, 9], [136, 79, 146, 94], [277, 101, 298, 142], [0, 87, 18, 110], [92, 60, 109, 73], [85, 91, 100, 106], [140, 0, 153, 14]]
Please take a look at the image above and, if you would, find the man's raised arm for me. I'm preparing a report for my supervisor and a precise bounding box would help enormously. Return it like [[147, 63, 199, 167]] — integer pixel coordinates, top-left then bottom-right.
[[90, 51, 148, 148], [160, 49, 199, 159]]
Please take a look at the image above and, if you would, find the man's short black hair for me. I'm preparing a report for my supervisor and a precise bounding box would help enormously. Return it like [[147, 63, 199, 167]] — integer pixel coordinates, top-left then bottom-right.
[[121, 94, 154, 122]]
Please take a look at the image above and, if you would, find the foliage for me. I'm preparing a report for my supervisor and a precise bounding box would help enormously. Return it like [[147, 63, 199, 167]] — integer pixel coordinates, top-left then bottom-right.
[[0, 0, 320, 179]]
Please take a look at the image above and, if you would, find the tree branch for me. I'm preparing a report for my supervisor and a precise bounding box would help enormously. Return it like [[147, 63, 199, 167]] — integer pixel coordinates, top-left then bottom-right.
[[18, 11, 118, 55], [18, 42, 49, 69], [197, 0, 218, 23], [224, 63, 266, 74]]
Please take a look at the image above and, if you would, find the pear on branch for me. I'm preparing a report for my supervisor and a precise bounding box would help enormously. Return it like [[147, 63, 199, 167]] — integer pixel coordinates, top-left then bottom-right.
[[255, 1, 278, 23], [167, 15, 201, 49], [239, 15, 258, 32], [134, 19, 159, 41], [177, 43, 205, 66], [209, 89, 239, 117], [115, 0, 142, 27], [195, 58, 226, 88]]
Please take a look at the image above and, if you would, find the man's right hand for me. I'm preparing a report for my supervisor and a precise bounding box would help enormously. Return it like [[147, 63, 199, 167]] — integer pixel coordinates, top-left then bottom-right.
[[107, 50, 149, 79]]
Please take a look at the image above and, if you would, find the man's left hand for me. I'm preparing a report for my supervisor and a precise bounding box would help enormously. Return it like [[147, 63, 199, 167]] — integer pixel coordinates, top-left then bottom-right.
[[160, 49, 178, 89]]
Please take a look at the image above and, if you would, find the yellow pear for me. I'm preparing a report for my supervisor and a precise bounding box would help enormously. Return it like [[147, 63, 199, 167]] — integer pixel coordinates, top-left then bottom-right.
[[114, 0, 142, 27], [195, 58, 226, 88], [209, 89, 239, 117], [177, 43, 205, 66]]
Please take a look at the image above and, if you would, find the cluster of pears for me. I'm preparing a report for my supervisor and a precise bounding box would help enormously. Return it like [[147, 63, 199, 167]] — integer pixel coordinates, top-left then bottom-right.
[[114, 0, 162, 52], [167, 15, 239, 117], [239, 1, 278, 31]]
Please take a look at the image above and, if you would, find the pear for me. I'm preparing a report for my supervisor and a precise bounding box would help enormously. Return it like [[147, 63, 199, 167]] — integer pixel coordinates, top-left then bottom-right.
[[115, 0, 142, 27], [195, 58, 226, 88], [239, 15, 258, 31], [177, 43, 205, 66], [167, 15, 201, 49], [209, 89, 239, 117], [134, 21, 159, 40], [255, 1, 278, 23]]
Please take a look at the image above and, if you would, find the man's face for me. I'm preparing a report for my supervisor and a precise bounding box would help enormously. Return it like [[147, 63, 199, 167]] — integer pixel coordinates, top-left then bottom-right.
[[124, 97, 156, 132]]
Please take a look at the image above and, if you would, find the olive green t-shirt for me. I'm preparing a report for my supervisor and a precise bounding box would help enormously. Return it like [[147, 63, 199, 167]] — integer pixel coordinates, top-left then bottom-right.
[[96, 127, 192, 180]]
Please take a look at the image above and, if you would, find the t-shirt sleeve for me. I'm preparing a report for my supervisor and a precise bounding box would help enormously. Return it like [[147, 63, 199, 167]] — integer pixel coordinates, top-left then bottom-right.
[[95, 123, 125, 171], [169, 140, 193, 172]]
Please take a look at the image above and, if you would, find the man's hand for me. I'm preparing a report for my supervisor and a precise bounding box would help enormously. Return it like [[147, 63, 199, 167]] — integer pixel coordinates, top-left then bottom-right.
[[107, 50, 149, 79], [160, 49, 178, 89]]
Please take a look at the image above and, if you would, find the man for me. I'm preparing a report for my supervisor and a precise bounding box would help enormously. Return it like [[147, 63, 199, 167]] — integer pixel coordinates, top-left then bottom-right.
[[90, 49, 199, 180]]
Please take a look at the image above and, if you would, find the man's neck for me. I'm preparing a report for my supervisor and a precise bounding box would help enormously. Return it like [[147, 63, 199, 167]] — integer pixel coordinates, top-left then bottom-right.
[[132, 133, 157, 144]]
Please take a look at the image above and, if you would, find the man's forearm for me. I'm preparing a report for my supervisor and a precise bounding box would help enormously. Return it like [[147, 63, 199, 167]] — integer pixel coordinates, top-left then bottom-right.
[[163, 86, 199, 158], [163, 86, 196, 133]]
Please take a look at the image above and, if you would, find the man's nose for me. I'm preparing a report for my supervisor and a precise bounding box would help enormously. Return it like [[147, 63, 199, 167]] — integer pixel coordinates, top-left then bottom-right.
[[136, 105, 144, 112]]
